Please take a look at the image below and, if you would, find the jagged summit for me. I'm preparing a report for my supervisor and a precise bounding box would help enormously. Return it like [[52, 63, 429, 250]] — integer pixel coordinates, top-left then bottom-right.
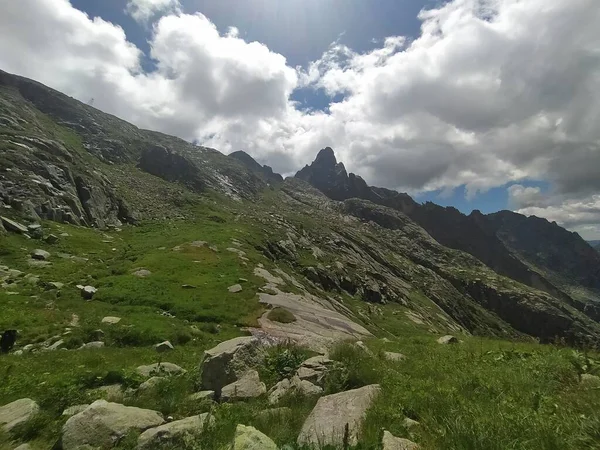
[[229, 150, 283, 184]]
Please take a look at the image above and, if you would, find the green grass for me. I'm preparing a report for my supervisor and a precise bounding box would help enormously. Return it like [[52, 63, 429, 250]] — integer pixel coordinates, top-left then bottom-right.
[[266, 307, 297, 323]]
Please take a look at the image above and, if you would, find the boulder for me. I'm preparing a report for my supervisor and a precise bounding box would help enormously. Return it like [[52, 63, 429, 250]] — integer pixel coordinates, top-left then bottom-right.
[[228, 284, 243, 293], [268, 375, 323, 405], [437, 335, 459, 345], [138, 377, 167, 392], [133, 269, 152, 278], [384, 352, 406, 362], [62, 404, 90, 417], [0, 216, 27, 234], [232, 424, 277, 450], [188, 391, 215, 402], [47, 339, 65, 351], [155, 341, 174, 353], [80, 341, 105, 349], [580, 374, 600, 385], [0, 398, 40, 432], [79, 285, 97, 300], [61, 400, 164, 450], [137, 413, 212, 450], [45, 234, 59, 244], [136, 362, 186, 378], [200, 336, 263, 394], [297, 384, 380, 448], [221, 370, 266, 402], [296, 355, 334, 386], [101, 316, 121, 324], [31, 249, 50, 260], [382, 431, 419, 450], [403, 418, 420, 429]]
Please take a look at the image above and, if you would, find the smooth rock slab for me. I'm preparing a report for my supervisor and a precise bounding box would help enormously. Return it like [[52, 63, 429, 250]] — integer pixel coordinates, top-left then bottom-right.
[[0, 398, 40, 432], [297, 384, 380, 448], [138, 413, 212, 450], [136, 362, 186, 378], [0, 216, 27, 233], [101, 316, 121, 324], [61, 400, 164, 450], [382, 430, 419, 450], [221, 370, 266, 402], [232, 424, 277, 450]]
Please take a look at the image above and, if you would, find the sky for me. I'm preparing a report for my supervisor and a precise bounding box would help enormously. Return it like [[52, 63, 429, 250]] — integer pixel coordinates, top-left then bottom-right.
[[1, 0, 600, 239]]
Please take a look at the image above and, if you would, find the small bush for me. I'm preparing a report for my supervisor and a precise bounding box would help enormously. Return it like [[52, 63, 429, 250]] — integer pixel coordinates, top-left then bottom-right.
[[266, 307, 296, 324], [260, 343, 314, 387]]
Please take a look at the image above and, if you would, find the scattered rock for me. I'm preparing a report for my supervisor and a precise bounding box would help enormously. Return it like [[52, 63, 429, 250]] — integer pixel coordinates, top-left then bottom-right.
[[133, 268, 152, 278], [232, 424, 277, 450], [437, 335, 459, 345], [580, 374, 600, 385], [27, 259, 51, 268], [221, 370, 266, 402], [382, 430, 419, 450], [384, 352, 406, 362], [45, 234, 59, 244], [95, 384, 124, 402], [48, 281, 64, 290], [355, 340, 375, 356], [297, 384, 381, 448], [78, 285, 97, 300], [31, 249, 50, 260], [200, 336, 263, 394], [228, 284, 243, 293], [136, 362, 186, 378], [138, 377, 167, 392], [47, 339, 65, 351], [61, 400, 164, 450], [0, 398, 40, 432], [0, 216, 27, 234], [403, 418, 420, 429], [268, 375, 323, 404], [138, 413, 213, 450], [155, 341, 174, 353], [80, 341, 105, 349], [181, 284, 197, 289], [188, 390, 215, 402], [62, 404, 90, 417], [296, 356, 334, 386], [101, 316, 121, 324]]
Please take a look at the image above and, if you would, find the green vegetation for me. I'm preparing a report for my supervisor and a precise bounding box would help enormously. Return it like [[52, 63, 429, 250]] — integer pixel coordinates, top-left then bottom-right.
[[267, 307, 297, 323]]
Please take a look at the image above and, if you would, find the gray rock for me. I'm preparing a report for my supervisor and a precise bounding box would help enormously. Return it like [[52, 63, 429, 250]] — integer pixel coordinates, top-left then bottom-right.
[[232, 424, 277, 450], [384, 352, 406, 362], [62, 404, 90, 417], [188, 390, 215, 402], [27, 259, 51, 268], [437, 335, 459, 344], [355, 340, 374, 356], [296, 355, 334, 386], [138, 377, 167, 392], [268, 375, 323, 405], [31, 249, 50, 260], [580, 374, 600, 385], [136, 362, 186, 378], [61, 400, 164, 450], [228, 284, 243, 293], [79, 285, 97, 300], [49, 281, 64, 289], [0, 398, 40, 432], [403, 418, 420, 429], [0, 216, 27, 233], [47, 339, 65, 351], [138, 413, 213, 450], [382, 431, 419, 449], [297, 384, 380, 448], [45, 234, 59, 244], [13, 444, 32, 450], [95, 384, 124, 402], [221, 370, 266, 402], [133, 269, 152, 278], [80, 341, 105, 349], [200, 336, 262, 394], [101, 316, 121, 324], [155, 341, 174, 353]]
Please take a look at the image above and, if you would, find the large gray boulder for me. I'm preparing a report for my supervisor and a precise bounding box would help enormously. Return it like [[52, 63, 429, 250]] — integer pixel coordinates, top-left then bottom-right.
[[382, 430, 419, 449], [137, 413, 212, 450], [61, 400, 164, 450], [0, 398, 40, 432], [232, 424, 277, 450], [200, 336, 263, 394], [297, 384, 380, 448], [221, 370, 266, 402]]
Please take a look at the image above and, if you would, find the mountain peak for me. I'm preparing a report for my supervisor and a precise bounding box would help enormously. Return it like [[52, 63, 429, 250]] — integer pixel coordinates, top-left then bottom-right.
[[314, 147, 337, 167]]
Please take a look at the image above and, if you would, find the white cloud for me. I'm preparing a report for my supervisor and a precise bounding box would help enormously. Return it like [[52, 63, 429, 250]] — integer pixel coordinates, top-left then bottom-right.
[[1, 0, 600, 236], [125, 0, 181, 24]]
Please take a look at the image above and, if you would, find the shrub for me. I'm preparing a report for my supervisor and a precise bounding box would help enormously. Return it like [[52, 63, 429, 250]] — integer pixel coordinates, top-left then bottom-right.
[[260, 343, 314, 387], [266, 307, 296, 324]]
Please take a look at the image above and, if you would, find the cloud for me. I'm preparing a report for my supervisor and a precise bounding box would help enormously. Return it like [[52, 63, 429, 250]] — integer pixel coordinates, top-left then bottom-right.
[[1, 0, 600, 236], [125, 0, 181, 23]]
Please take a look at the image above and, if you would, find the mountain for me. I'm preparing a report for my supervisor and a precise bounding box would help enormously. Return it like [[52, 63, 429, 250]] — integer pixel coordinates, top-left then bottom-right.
[[296, 147, 600, 321], [3, 70, 600, 449]]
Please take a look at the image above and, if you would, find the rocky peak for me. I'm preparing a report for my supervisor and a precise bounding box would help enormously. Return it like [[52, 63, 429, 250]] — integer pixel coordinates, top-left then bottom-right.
[[229, 151, 283, 184], [295, 148, 351, 201]]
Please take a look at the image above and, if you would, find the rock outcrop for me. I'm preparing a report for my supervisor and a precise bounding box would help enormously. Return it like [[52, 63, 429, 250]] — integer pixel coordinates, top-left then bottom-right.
[[0, 398, 39, 432]]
